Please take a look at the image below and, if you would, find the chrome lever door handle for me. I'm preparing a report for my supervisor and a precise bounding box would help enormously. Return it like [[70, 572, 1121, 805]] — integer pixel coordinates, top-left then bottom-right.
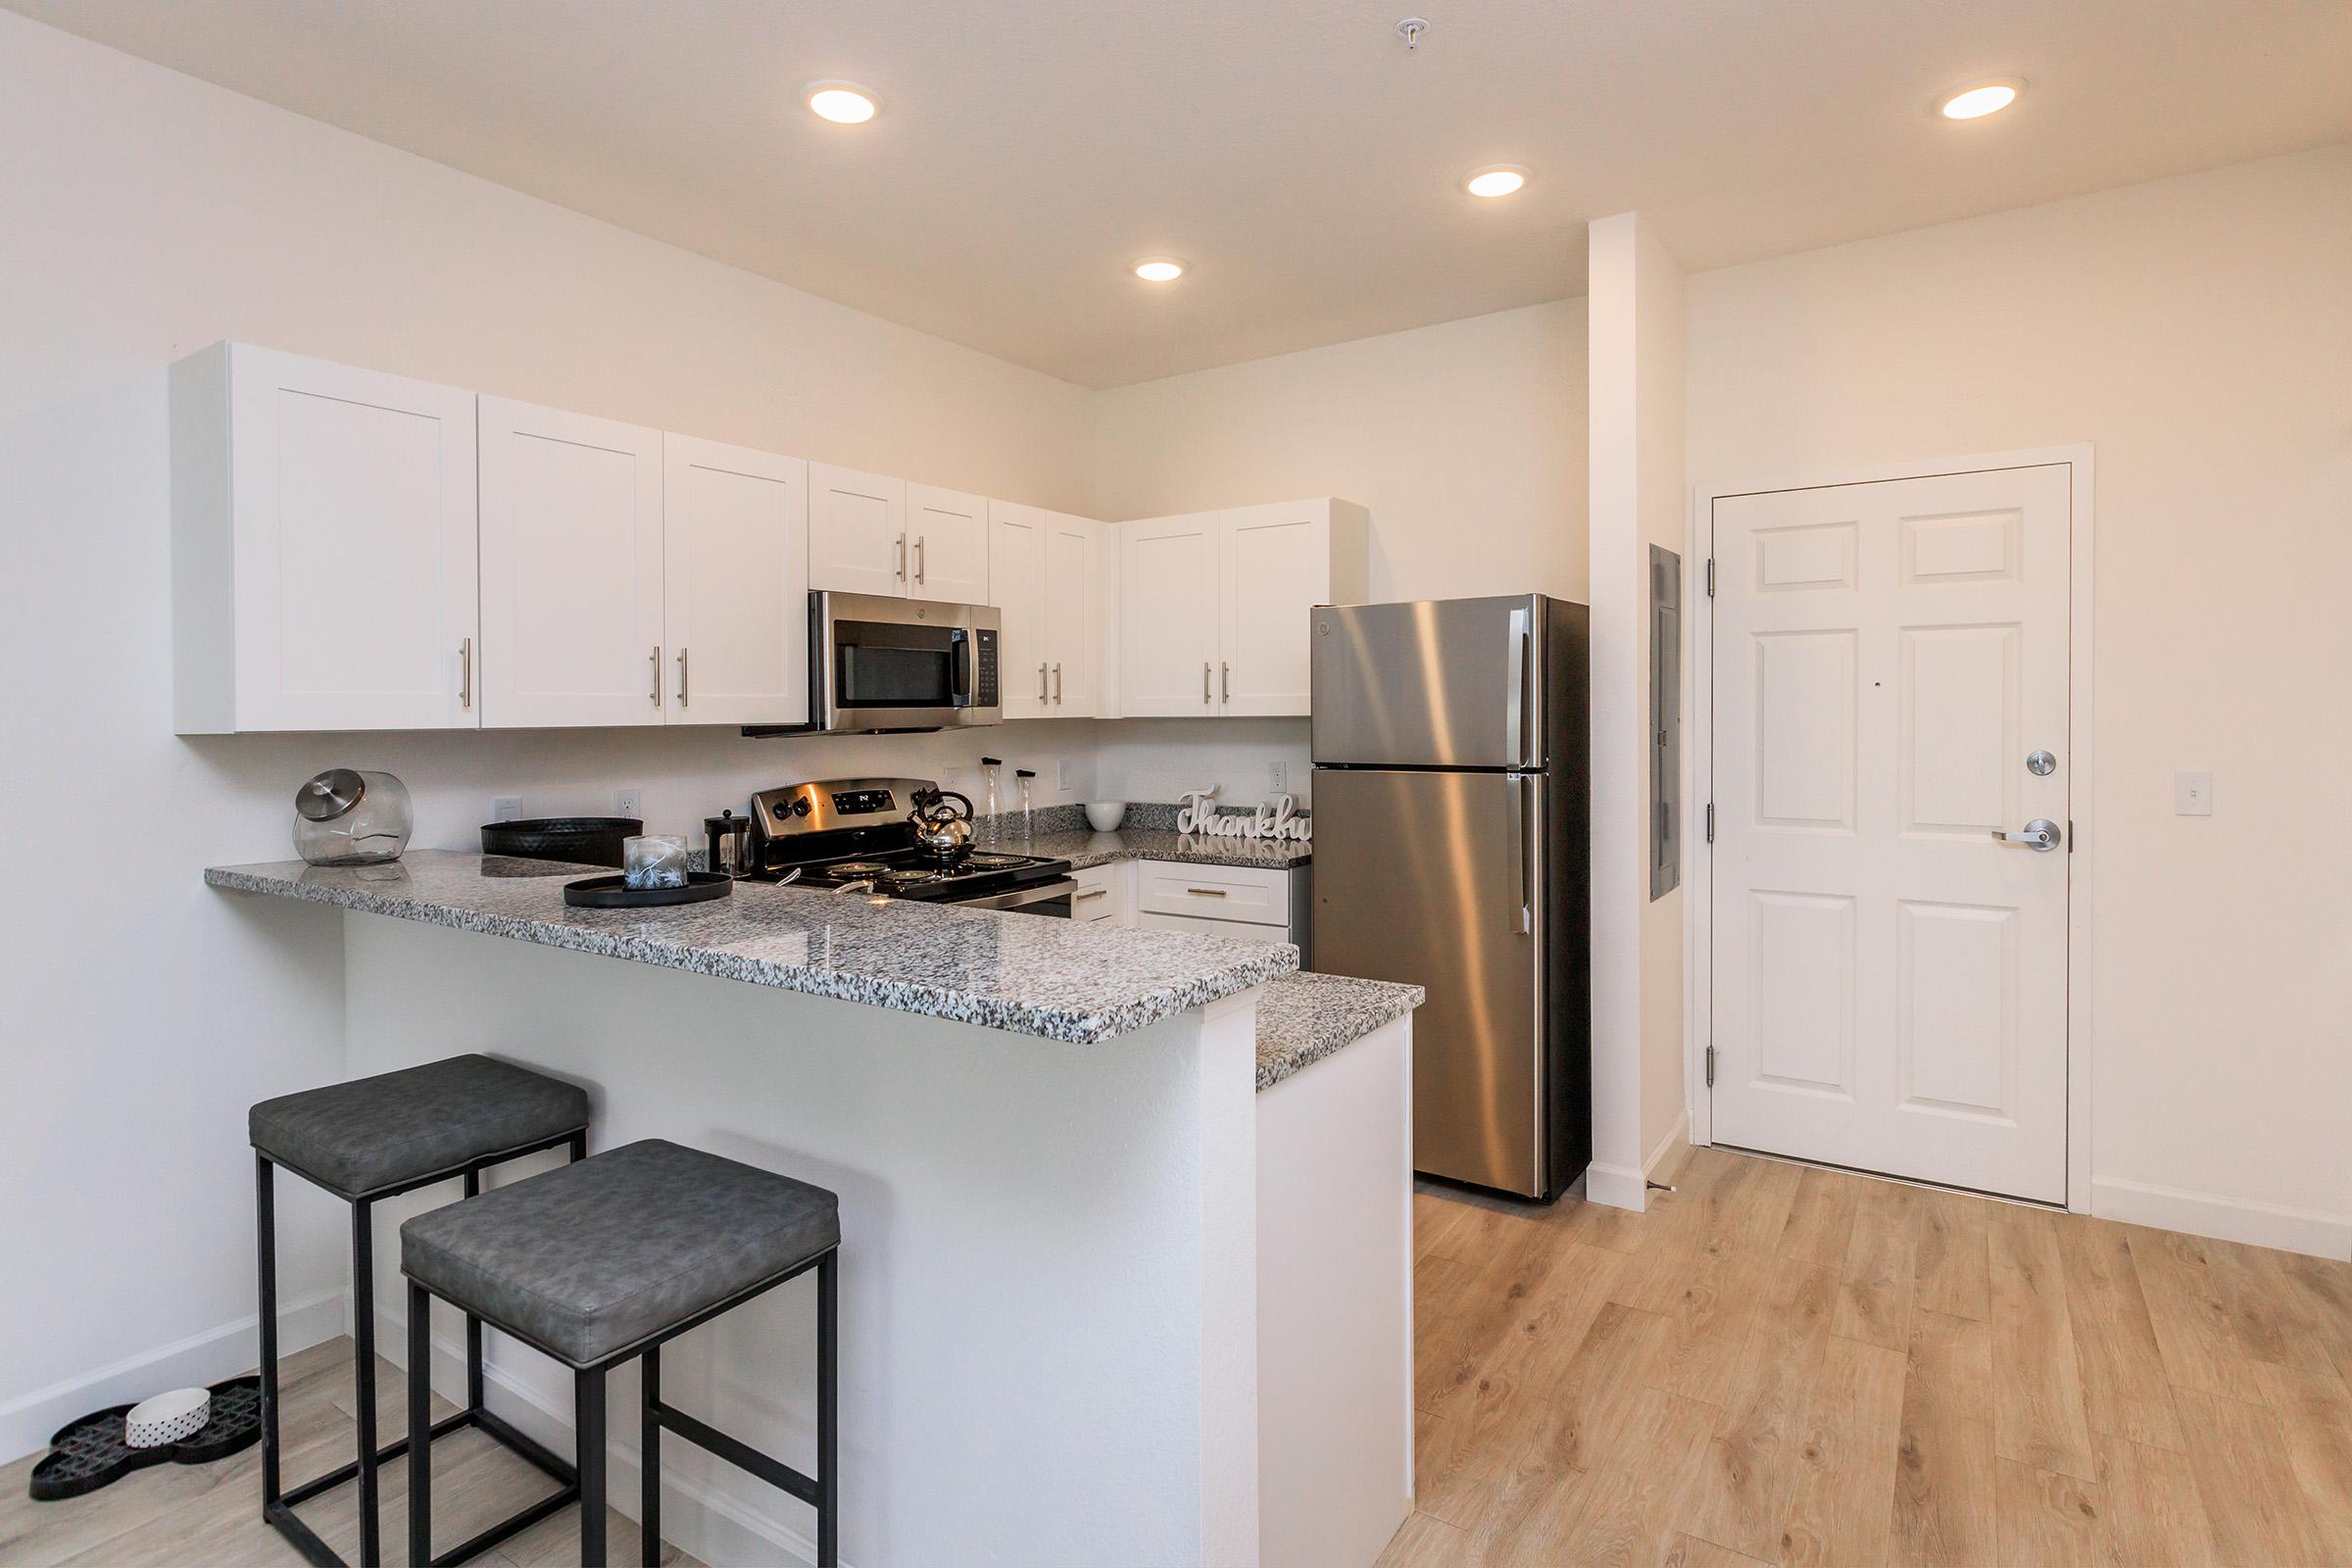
[[1991, 818, 2061, 852]]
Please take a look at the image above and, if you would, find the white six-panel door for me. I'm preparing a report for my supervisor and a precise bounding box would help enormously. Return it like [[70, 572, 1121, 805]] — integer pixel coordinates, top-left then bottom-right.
[[661, 435, 808, 727], [1711, 466, 2072, 1201], [478, 398, 665, 727]]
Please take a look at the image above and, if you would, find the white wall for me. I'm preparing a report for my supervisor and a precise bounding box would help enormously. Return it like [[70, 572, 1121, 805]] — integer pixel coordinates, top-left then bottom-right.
[[0, 9, 1099, 1458], [1686, 144, 2352, 1256], [1585, 214, 1688, 1208], [1085, 298, 1592, 809]]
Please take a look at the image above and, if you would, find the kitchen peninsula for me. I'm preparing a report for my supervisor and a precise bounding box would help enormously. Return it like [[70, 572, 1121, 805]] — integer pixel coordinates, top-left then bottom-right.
[[206, 852, 1418, 1568]]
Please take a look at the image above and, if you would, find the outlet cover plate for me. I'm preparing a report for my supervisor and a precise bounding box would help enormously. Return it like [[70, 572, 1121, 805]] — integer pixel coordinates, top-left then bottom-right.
[[490, 796, 523, 823], [2174, 770, 2213, 816], [612, 788, 643, 820]]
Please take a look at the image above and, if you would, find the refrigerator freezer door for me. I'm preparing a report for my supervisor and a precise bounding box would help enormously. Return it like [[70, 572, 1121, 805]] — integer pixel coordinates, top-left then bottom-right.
[[1313, 765, 1545, 1195], [1310, 595, 1545, 769]]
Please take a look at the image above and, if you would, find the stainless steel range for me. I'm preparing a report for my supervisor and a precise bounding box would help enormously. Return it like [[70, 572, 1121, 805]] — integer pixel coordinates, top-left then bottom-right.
[[741, 776, 1076, 914]]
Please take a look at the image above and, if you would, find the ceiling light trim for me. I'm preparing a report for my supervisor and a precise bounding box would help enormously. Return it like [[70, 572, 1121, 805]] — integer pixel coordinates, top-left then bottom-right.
[[1463, 164, 1532, 198], [1132, 257, 1187, 282], [806, 80, 880, 123], [1936, 77, 2025, 121]]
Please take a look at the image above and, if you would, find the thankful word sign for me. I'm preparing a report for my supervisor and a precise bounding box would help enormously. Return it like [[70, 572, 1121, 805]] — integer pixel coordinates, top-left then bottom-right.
[[1174, 789, 1312, 843]]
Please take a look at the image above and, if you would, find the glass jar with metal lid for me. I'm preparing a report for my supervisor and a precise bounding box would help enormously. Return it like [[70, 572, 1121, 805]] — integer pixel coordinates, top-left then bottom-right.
[[292, 768, 414, 866]]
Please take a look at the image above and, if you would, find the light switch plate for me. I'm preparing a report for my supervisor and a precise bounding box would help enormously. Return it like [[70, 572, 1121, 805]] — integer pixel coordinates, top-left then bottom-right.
[[2175, 770, 2213, 816], [1056, 759, 1073, 792], [490, 796, 523, 823], [612, 788, 643, 820]]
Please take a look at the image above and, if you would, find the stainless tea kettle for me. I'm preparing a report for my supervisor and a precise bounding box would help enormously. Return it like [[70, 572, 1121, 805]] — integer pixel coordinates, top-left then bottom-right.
[[908, 787, 976, 864]]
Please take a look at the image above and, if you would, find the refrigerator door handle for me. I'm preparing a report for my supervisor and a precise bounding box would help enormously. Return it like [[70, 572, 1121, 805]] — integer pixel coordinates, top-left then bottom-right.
[[1506, 773, 1535, 935], [1505, 606, 1532, 768]]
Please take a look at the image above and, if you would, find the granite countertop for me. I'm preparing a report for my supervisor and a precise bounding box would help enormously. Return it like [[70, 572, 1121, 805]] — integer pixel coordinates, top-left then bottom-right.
[[1252, 971, 1425, 1092], [206, 851, 1297, 1047]]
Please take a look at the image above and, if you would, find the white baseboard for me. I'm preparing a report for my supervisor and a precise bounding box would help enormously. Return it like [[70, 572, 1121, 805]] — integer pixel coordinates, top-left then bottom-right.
[[379, 1302, 833, 1568], [1585, 1112, 1691, 1213], [0, 1287, 344, 1465], [2090, 1176, 2352, 1261]]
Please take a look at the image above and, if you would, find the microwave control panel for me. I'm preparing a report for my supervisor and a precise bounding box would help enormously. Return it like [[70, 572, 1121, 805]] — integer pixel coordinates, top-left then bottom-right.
[[973, 628, 999, 707]]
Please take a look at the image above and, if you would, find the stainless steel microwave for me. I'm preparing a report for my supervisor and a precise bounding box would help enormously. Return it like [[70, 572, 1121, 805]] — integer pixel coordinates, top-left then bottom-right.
[[747, 591, 1001, 735]]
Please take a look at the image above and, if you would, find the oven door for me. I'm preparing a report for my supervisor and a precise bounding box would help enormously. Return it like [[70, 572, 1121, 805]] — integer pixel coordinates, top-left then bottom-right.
[[813, 591, 1002, 732], [956, 877, 1076, 917]]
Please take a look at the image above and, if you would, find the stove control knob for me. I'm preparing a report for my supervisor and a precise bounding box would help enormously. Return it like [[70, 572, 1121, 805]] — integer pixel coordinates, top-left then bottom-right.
[[791, 796, 812, 817]]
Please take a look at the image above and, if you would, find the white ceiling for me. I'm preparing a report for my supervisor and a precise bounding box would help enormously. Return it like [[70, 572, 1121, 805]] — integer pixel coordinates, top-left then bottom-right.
[[11, 1, 2349, 387]]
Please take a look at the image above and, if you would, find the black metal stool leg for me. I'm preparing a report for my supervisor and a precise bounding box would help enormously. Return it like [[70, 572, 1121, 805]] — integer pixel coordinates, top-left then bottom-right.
[[408, 1282, 431, 1567], [256, 1154, 282, 1514], [352, 1199, 381, 1567], [462, 1166, 485, 1415], [640, 1348, 662, 1567], [818, 1249, 838, 1568], [577, 1368, 608, 1567]]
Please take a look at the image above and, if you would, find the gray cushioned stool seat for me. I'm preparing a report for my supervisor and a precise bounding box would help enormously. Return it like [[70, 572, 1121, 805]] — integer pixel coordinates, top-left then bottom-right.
[[401, 1139, 841, 1367], [250, 1054, 589, 1199]]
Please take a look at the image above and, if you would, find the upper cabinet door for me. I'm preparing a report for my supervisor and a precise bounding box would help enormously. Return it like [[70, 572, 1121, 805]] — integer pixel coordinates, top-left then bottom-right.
[[907, 484, 990, 604], [478, 397, 664, 728], [1118, 513, 1223, 716], [1045, 514, 1101, 717], [173, 343, 480, 733], [809, 463, 908, 597], [988, 500, 1049, 719], [662, 435, 808, 728], [1218, 502, 1329, 716]]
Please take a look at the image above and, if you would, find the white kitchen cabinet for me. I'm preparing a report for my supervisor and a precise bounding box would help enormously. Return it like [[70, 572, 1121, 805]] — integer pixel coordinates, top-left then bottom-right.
[[907, 483, 990, 604], [1045, 513, 1102, 715], [172, 343, 481, 733], [991, 500, 1102, 718], [1117, 512, 1224, 715], [1137, 909, 1292, 946], [478, 397, 665, 728], [808, 463, 908, 598], [1135, 860, 1294, 926], [662, 435, 809, 727], [1115, 500, 1368, 719], [1068, 862, 1131, 924]]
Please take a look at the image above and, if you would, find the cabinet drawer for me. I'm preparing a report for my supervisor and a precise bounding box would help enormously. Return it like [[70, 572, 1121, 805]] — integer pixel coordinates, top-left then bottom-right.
[[1135, 861, 1290, 927], [1069, 862, 1127, 923], [1137, 910, 1291, 946]]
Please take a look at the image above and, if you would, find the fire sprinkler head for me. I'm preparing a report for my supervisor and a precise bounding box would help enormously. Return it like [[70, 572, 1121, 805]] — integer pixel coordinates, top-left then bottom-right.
[[1396, 17, 1429, 50]]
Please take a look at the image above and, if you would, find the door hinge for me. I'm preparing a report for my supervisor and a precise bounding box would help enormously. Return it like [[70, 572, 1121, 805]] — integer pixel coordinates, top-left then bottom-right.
[[1704, 1045, 1716, 1088], [1705, 558, 1716, 597], [1704, 802, 1715, 844]]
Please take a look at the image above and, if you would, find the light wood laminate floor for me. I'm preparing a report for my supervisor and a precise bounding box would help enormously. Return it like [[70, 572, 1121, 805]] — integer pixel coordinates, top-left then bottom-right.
[[0, 1338, 700, 1568], [1380, 1146, 2352, 1568]]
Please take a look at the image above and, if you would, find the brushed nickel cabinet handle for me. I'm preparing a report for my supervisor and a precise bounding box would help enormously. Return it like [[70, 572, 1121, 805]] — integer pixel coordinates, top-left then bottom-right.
[[650, 646, 662, 707], [1202, 662, 1211, 704], [1039, 662, 1049, 702], [1221, 662, 1231, 703], [896, 533, 907, 581], [1074, 887, 1108, 902], [676, 646, 690, 708], [1054, 662, 1063, 703], [915, 535, 926, 585], [1186, 886, 1230, 898], [459, 637, 472, 709]]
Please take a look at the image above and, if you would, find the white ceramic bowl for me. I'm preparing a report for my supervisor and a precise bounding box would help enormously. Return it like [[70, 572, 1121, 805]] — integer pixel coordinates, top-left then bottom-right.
[[1084, 801, 1128, 832]]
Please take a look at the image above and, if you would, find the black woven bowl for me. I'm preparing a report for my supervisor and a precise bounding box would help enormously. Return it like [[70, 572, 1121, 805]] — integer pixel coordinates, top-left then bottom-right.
[[479, 816, 643, 868]]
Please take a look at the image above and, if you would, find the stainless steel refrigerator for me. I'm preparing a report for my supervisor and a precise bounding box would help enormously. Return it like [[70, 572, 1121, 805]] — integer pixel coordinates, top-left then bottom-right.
[[1310, 595, 1590, 1200]]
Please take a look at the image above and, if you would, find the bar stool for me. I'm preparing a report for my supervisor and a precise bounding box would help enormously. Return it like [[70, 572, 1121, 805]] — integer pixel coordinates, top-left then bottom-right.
[[400, 1139, 841, 1567], [251, 1054, 591, 1567]]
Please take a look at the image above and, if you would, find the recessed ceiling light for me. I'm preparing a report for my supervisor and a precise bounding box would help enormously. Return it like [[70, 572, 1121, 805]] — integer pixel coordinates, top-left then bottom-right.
[[1464, 165, 1531, 199], [1937, 79, 2022, 121], [806, 82, 878, 123], [1133, 258, 1186, 282]]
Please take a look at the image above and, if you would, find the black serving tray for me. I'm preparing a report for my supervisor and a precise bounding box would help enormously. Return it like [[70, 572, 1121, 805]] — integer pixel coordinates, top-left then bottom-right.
[[564, 871, 733, 908]]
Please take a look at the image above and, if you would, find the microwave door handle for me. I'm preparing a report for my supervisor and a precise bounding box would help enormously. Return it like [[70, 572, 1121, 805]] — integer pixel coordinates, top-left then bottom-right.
[[951, 629, 973, 706]]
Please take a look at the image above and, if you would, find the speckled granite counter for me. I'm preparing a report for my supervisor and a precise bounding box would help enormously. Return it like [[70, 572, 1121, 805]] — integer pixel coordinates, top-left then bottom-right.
[[1011, 826, 1313, 873], [206, 851, 1297, 1046], [1252, 971, 1423, 1092]]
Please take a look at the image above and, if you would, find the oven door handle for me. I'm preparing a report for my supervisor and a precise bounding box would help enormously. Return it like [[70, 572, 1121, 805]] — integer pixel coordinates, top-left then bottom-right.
[[957, 877, 1077, 911]]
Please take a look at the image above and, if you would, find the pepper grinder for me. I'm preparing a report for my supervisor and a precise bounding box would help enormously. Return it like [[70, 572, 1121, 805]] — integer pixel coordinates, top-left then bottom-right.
[[979, 757, 1004, 848], [1015, 768, 1037, 844]]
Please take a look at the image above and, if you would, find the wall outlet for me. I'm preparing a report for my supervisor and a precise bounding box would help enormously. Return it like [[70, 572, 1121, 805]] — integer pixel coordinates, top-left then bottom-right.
[[940, 764, 962, 788], [1056, 759, 1073, 792], [1268, 761, 1288, 793], [490, 795, 523, 823], [2175, 770, 2213, 816], [612, 787, 643, 820]]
